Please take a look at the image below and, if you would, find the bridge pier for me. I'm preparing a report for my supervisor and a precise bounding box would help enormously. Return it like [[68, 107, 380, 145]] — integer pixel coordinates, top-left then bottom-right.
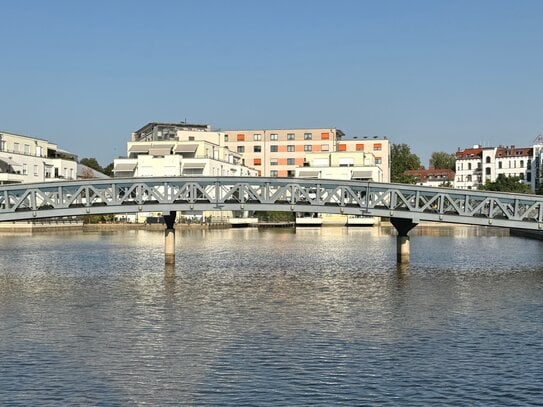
[[163, 211, 176, 265], [390, 218, 418, 264]]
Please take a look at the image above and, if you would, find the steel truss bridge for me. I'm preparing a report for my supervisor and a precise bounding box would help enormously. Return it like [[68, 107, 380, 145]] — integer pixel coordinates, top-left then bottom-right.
[[0, 177, 542, 230]]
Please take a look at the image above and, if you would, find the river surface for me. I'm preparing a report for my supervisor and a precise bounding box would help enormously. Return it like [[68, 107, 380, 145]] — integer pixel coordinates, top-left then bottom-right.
[[1, 225, 543, 406]]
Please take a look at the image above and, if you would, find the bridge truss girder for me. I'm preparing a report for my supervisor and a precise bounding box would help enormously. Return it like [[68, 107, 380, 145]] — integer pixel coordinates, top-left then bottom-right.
[[0, 177, 542, 230]]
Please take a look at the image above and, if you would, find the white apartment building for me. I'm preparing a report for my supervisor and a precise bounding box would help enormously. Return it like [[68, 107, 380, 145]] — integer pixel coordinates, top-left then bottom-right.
[[296, 151, 383, 182], [455, 144, 533, 190], [295, 151, 382, 225], [113, 125, 258, 222], [0, 130, 79, 185], [128, 123, 392, 182]]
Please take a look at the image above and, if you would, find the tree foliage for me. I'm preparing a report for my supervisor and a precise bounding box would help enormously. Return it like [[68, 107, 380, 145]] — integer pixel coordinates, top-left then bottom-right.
[[480, 174, 531, 194], [391, 143, 422, 183], [429, 151, 456, 171], [79, 157, 113, 177], [80, 157, 103, 172]]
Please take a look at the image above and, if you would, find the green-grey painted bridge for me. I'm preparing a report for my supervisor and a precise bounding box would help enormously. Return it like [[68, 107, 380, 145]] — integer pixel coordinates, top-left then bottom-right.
[[0, 176, 542, 229]]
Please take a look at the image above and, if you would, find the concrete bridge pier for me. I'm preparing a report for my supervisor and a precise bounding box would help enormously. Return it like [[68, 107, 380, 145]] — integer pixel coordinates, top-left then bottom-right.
[[163, 211, 176, 265], [390, 218, 418, 264]]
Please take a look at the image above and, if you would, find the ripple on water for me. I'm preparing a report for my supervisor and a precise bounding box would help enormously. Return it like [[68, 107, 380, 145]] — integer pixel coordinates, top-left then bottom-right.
[[0, 227, 543, 405]]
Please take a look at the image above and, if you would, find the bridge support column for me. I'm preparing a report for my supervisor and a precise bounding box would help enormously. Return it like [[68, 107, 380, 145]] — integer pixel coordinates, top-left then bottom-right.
[[390, 218, 418, 264], [163, 211, 176, 265]]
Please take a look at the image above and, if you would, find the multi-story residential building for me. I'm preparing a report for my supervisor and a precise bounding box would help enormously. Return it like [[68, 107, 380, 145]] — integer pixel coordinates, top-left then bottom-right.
[[221, 127, 344, 178], [455, 146, 483, 189], [455, 144, 533, 190], [129, 123, 392, 182], [113, 124, 258, 222], [0, 130, 79, 185], [294, 151, 382, 226], [404, 168, 455, 188], [336, 137, 390, 182], [296, 151, 383, 182]]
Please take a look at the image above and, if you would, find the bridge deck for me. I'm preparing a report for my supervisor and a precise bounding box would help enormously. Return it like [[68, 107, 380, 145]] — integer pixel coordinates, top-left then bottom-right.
[[0, 177, 542, 230]]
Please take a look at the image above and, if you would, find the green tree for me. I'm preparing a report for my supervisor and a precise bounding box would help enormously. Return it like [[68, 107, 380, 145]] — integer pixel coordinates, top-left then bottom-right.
[[80, 157, 104, 173], [391, 143, 422, 183], [429, 151, 456, 171], [103, 162, 114, 177], [480, 174, 531, 194]]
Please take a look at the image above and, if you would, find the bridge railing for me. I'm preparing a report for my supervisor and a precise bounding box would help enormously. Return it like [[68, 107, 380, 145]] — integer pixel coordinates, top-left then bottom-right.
[[0, 177, 542, 229]]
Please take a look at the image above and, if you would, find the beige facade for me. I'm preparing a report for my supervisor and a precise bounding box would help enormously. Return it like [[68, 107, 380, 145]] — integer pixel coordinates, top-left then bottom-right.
[[0, 130, 78, 184], [128, 123, 391, 182], [337, 137, 390, 182], [221, 128, 344, 178], [296, 151, 383, 182]]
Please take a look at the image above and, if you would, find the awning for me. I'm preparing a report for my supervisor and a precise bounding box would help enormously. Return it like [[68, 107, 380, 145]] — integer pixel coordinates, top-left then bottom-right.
[[351, 170, 373, 180], [174, 144, 198, 153], [182, 162, 206, 169], [149, 146, 173, 156], [298, 170, 320, 178], [114, 162, 137, 172], [128, 144, 150, 154], [0, 157, 22, 167]]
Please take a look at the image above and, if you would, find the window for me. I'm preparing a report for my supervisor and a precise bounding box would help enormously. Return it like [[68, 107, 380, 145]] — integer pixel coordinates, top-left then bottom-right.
[[270, 145, 278, 152], [287, 145, 295, 152], [321, 144, 329, 151], [24, 144, 30, 154], [373, 143, 382, 151], [375, 157, 382, 165], [338, 144, 346, 151], [270, 133, 278, 141], [253, 158, 261, 166], [519, 173, 525, 180], [271, 159, 278, 166], [0, 140, 5, 151], [34, 165, 38, 176], [270, 170, 278, 177], [468, 163, 472, 170], [321, 132, 330, 140], [356, 144, 364, 151], [36, 146, 42, 156], [224, 134, 229, 142], [486, 156, 491, 163], [22, 164, 27, 175], [520, 160, 524, 168], [253, 133, 262, 141], [467, 175, 472, 182], [253, 145, 262, 153], [287, 133, 295, 140], [14, 142, 19, 152], [287, 158, 295, 165], [304, 145, 312, 152], [304, 133, 312, 140], [237, 133, 245, 141], [237, 146, 245, 153], [485, 167, 491, 175]]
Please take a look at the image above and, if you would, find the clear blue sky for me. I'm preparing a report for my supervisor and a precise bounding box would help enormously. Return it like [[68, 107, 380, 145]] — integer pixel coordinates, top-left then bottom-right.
[[1, 0, 542, 167]]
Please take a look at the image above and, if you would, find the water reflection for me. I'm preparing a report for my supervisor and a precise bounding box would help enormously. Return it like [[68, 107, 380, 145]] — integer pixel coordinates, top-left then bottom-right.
[[1, 226, 543, 405]]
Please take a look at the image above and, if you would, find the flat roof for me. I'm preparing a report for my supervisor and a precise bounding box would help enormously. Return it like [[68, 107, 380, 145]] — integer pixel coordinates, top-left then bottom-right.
[[0, 129, 49, 143], [134, 122, 210, 134]]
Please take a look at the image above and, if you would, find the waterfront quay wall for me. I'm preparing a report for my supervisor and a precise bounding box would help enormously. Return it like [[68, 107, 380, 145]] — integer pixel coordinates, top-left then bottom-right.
[[0, 221, 231, 233]]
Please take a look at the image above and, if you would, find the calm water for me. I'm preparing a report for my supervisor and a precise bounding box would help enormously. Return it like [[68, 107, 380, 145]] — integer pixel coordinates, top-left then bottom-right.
[[1, 226, 543, 406]]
